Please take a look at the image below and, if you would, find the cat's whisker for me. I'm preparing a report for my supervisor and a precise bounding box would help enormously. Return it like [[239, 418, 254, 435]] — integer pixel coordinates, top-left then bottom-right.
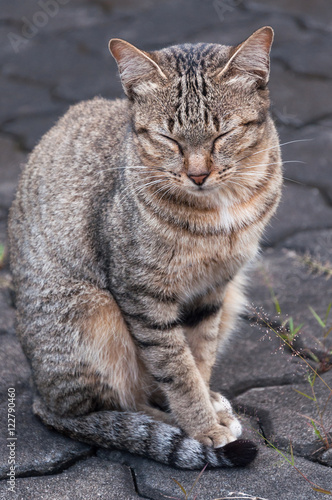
[[112, 165, 166, 171], [139, 179, 173, 205], [112, 165, 150, 169], [136, 177, 167, 189], [283, 177, 305, 185], [133, 179, 169, 198], [154, 183, 173, 198], [239, 160, 305, 170], [157, 184, 174, 202], [130, 179, 167, 199], [236, 172, 305, 187], [234, 172, 276, 178], [224, 179, 252, 195], [129, 178, 163, 190], [236, 139, 312, 165], [117, 173, 165, 199]]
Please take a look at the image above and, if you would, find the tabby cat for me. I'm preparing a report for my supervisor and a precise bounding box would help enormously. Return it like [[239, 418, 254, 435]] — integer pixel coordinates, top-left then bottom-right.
[[9, 26, 282, 469]]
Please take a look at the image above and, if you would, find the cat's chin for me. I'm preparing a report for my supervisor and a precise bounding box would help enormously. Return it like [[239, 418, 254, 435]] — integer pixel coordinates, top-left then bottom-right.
[[185, 185, 219, 196]]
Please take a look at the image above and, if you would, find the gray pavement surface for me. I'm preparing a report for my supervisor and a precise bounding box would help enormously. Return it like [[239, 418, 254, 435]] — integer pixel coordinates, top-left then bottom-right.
[[0, 0, 331, 499]]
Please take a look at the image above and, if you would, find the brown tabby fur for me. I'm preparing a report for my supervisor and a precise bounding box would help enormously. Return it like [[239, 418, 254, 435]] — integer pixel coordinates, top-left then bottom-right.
[[8, 27, 282, 468]]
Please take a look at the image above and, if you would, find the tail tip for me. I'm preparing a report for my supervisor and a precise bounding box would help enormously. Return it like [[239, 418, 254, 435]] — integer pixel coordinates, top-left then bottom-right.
[[222, 439, 258, 466]]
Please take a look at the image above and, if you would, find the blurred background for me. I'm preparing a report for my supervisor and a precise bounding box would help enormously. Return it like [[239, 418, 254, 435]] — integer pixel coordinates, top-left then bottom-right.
[[1, 0, 332, 250]]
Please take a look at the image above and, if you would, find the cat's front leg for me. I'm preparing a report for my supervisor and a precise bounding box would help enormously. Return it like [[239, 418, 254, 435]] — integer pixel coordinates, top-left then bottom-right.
[[184, 314, 243, 441], [127, 315, 237, 448], [210, 391, 242, 439], [183, 280, 245, 440]]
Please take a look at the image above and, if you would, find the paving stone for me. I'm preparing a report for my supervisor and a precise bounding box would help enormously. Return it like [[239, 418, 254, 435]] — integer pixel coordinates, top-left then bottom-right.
[[319, 448, 332, 467], [1, 0, 51, 23], [244, 0, 332, 32], [2, 37, 106, 88], [249, 246, 332, 355], [235, 368, 332, 459], [273, 32, 332, 79], [32, 4, 106, 34], [280, 229, 332, 264], [0, 220, 8, 251], [106, 0, 226, 49], [2, 112, 67, 152], [1, 25, 31, 63], [210, 324, 306, 400], [0, 181, 18, 222], [2, 0, 225, 73], [2, 36, 118, 108], [278, 125, 332, 198], [89, 0, 227, 53], [53, 63, 121, 103], [0, 274, 15, 333], [0, 388, 92, 480], [0, 77, 59, 125], [0, 332, 30, 393], [0, 136, 25, 184], [0, 457, 138, 500], [2, 5, 105, 64], [65, 4, 299, 60], [189, 7, 301, 47], [95, 0, 170, 10], [101, 445, 332, 500], [0, 136, 26, 220], [264, 182, 332, 247], [269, 63, 332, 127]]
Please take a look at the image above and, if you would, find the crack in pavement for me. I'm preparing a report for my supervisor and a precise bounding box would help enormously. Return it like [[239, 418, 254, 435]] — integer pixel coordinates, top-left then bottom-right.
[[0, 447, 96, 482]]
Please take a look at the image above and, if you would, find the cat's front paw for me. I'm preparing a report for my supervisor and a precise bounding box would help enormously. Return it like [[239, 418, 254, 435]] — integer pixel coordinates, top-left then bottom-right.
[[193, 423, 237, 448], [210, 391, 242, 439]]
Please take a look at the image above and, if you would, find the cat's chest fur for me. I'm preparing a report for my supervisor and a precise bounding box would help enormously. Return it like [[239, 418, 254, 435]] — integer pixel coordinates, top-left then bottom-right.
[[105, 197, 253, 307]]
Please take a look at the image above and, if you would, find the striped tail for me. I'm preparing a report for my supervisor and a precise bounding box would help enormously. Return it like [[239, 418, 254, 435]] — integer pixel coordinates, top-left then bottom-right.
[[33, 398, 257, 469]]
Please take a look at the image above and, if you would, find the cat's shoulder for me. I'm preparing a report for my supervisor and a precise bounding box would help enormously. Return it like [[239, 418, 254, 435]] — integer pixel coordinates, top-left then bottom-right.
[[59, 97, 129, 127], [34, 97, 130, 157]]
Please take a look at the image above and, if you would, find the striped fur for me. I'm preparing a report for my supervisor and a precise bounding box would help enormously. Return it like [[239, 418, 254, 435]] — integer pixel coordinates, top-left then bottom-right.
[[8, 27, 281, 468]]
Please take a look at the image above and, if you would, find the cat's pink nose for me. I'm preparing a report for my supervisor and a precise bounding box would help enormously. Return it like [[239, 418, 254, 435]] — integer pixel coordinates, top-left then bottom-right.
[[188, 173, 209, 186]]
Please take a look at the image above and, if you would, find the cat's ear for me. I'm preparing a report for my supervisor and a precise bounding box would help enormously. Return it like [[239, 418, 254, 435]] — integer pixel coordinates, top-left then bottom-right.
[[217, 26, 274, 86], [109, 38, 167, 98]]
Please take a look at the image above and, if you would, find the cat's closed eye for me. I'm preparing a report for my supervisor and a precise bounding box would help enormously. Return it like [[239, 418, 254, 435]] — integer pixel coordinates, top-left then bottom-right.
[[213, 129, 234, 144], [160, 134, 183, 154]]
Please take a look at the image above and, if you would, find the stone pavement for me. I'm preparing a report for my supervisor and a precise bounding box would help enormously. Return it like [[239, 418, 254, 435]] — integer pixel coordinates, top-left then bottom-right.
[[0, 0, 331, 498]]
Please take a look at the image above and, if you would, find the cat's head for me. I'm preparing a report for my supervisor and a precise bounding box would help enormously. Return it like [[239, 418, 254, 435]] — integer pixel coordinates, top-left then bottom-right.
[[109, 28, 276, 204]]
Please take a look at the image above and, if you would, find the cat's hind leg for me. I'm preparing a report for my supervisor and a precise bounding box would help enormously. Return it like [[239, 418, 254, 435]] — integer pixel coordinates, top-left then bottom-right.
[[24, 286, 151, 418]]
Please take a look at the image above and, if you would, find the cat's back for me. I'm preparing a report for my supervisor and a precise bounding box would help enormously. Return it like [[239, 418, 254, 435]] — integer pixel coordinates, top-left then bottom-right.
[[9, 97, 129, 283], [19, 96, 129, 191]]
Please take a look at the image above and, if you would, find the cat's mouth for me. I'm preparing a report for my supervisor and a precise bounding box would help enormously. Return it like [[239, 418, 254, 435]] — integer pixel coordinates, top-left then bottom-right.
[[185, 182, 218, 195]]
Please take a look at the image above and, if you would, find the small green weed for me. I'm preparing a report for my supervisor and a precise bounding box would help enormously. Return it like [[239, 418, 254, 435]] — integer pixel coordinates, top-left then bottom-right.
[[280, 316, 304, 345], [256, 310, 332, 496], [305, 305, 332, 373], [293, 369, 332, 452], [163, 464, 208, 500], [259, 434, 332, 496]]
